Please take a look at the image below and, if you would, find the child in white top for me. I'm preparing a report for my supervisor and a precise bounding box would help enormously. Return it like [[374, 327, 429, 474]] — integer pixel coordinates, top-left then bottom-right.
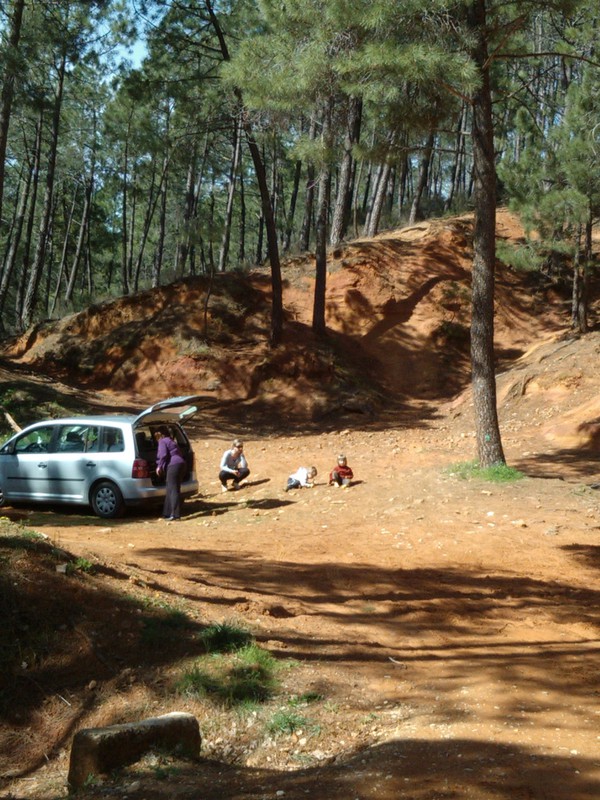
[[285, 466, 317, 491]]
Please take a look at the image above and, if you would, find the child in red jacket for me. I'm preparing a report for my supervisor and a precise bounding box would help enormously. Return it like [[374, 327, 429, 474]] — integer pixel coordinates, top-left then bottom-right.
[[329, 453, 353, 488]]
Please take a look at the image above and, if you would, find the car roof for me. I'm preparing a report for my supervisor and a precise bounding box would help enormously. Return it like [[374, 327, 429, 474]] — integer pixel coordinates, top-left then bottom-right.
[[16, 415, 136, 427], [1, 396, 203, 443]]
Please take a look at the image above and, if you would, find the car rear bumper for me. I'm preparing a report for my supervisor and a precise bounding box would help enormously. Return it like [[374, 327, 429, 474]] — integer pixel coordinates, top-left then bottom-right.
[[120, 477, 199, 505]]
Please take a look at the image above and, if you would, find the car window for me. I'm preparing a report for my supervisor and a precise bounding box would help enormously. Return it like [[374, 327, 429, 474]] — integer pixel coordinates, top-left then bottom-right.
[[99, 427, 124, 453], [14, 426, 55, 454], [81, 426, 101, 451], [58, 425, 88, 452], [134, 425, 157, 455]]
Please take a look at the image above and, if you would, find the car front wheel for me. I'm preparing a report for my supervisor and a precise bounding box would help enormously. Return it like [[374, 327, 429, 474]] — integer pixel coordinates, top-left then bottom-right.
[[0, 484, 5, 508], [90, 480, 125, 519]]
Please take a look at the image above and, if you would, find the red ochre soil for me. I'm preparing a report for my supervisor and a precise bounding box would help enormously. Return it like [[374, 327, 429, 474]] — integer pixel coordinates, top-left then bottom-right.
[[1, 210, 600, 800]]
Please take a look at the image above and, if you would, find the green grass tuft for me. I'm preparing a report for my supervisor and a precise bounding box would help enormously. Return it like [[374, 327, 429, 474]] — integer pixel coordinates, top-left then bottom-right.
[[199, 621, 253, 653], [176, 643, 279, 707], [446, 460, 525, 482], [267, 709, 308, 735]]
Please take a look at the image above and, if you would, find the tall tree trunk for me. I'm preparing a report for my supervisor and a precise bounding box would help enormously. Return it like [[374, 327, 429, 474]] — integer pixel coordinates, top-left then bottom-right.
[[330, 96, 362, 246], [408, 131, 435, 225], [284, 158, 301, 252], [120, 111, 133, 296], [571, 222, 588, 334], [312, 99, 333, 336], [0, 0, 25, 236], [15, 116, 43, 326], [65, 169, 94, 304], [0, 160, 31, 331], [133, 159, 163, 291], [176, 144, 197, 277], [51, 184, 79, 313], [238, 159, 246, 264], [300, 118, 317, 252], [366, 131, 397, 238], [445, 104, 467, 211], [468, 0, 505, 467], [21, 48, 67, 330], [218, 114, 242, 272], [205, 0, 283, 344], [152, 151, 169, 288]]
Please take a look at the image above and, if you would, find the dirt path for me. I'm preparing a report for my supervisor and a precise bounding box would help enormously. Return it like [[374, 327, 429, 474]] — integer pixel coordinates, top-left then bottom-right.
[[5, 409, 600, 800]]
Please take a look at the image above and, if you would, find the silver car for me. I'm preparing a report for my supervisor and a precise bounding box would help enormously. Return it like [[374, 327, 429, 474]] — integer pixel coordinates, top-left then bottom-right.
[[0, 395, 201, 519]]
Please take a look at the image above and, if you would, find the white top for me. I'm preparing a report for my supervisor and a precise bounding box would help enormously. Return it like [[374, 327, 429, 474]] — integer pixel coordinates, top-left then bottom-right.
[[289, 467, 313, 487], [220, 448, 248, 474]]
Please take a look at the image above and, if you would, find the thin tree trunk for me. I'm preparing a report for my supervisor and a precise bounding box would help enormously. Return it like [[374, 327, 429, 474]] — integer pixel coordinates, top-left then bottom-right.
[[65, 167, 94, 304], [300, 118, 317, 252], [445, 105, 467, 211], [0, 161, 32, 330], [206, 0, 284, 345], [284, 159, 301, 252], [571, 222, 588, 334], [312, 99, 333, 336], [0, 0, 25, 236], [51, 183, 79, 313], [176, 144, 197, 277], [408, 131, 435, 225], [21, 48, 67, 330], [15, 116, 43, 326], [238, 158, 246, 264], [133, 161, 161, 291], [120, 111, 133, 296], [330, 96, 362, 246], [152, 150, 169, 288], [218, 114, 242, 272]]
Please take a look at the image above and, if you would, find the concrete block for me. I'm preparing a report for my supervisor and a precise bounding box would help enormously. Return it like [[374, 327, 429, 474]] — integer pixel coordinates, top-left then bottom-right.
[[68, 711, 201, 789]]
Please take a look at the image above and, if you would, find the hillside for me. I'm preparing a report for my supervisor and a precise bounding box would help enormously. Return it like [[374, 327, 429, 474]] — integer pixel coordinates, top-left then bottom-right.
[[0, 209, 594, 441], [1, 210, 600, 800]]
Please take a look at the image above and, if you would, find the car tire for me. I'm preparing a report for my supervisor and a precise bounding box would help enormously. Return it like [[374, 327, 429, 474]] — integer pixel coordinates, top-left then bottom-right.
[[0, 484, 5, 508], [90, 480, 125, 519]]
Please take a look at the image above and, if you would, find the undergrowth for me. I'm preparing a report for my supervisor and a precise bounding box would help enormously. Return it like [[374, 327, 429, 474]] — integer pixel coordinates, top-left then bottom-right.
[[446, 460, 525, 482]]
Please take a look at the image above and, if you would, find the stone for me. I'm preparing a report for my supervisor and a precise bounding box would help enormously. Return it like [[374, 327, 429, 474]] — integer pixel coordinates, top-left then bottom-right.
[[68, 711, 201, 789]]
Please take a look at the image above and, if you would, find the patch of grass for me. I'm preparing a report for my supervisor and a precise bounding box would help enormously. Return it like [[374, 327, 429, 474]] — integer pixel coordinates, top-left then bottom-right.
[[267, 708, 309, 735], [446, 460, 525, 482], [176, 643, 279, 707], [199, 621, 253, 653], [288, 691, 324, 706], [66, 557, 95, 575], [141, 609, 192, 646]]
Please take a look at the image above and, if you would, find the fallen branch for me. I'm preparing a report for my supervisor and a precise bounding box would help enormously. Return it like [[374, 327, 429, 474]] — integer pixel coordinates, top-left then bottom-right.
[[0, 405, 21, 433]]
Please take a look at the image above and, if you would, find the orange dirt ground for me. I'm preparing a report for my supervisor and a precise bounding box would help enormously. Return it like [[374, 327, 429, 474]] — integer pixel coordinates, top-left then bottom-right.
[[1, 210, 600, 800]]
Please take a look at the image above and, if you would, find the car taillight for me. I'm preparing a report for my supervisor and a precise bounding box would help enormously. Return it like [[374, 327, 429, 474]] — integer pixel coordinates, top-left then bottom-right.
[[132, 458, 150, 478]]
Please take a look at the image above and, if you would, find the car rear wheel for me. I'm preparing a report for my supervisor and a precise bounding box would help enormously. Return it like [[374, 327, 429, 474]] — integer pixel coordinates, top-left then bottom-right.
[[91, 480, 125, 518], [0, 484, 5, 508]]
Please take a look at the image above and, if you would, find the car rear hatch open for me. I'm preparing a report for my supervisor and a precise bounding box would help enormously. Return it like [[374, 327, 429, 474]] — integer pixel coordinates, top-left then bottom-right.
[[133, 395, 203, 427]]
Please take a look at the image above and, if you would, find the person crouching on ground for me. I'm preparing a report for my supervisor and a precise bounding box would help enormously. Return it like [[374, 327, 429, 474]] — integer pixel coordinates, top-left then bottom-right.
[[154, 426, 187, 520], [219, 438, 250, 492], [329, 453, 353, 488], [285, 465, 317, 491]]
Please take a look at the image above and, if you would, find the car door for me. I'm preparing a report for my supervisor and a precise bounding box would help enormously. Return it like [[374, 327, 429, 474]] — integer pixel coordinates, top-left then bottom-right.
[[2, 425, 57, 500], [45, 424, 100, 502]]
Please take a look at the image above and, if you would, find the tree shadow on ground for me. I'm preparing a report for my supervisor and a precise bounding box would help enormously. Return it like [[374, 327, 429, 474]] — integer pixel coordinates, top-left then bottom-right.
[[73, 737, 600, 800], [514, 447, 600, 481]]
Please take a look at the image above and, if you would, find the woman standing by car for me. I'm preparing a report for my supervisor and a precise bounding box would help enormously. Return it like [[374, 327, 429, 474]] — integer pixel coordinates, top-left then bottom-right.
[[154, 426, 186, 520]]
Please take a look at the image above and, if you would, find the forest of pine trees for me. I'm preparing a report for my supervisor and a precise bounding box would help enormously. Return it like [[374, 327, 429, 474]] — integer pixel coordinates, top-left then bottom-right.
[[0, 0, 598, 463]]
